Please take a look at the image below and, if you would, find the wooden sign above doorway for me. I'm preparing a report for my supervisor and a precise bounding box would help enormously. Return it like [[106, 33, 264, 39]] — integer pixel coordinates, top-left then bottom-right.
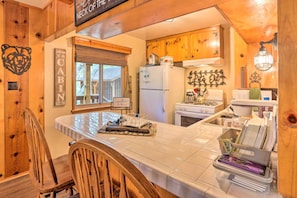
[[74, 0, 128, 26]]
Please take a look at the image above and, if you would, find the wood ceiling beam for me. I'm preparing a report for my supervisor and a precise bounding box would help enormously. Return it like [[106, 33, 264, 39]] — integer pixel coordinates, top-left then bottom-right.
[[76, 0, 223, 39], [58, 0, 73, 5]]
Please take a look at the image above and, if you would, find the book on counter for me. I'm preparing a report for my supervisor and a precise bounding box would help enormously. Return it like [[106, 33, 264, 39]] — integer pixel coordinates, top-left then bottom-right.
[[218, 155, 266, 175]]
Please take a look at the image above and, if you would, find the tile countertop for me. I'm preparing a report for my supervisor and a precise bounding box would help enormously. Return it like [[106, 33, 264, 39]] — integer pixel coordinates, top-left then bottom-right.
[[55, 111, 282, 198]]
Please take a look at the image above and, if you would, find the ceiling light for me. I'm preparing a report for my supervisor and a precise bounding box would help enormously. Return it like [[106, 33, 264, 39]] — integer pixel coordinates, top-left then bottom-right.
[[165, 18, 174, 22], [254, 33, 277, 71]]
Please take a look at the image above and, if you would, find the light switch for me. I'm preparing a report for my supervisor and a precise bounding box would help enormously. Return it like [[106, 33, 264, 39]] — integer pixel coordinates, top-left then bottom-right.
[[8, 82, 18, 90]]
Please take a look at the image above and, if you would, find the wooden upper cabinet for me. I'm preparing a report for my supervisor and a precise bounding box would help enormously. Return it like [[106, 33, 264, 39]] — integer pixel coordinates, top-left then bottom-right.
[[165, 35, 189, 61], [189, 26, 223, 59], [146, 40, 166, 62], [146, 25, 223, 63]]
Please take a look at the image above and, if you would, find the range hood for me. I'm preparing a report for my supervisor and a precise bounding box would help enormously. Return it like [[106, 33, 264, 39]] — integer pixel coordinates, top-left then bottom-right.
[[182, 57, 224, 67]]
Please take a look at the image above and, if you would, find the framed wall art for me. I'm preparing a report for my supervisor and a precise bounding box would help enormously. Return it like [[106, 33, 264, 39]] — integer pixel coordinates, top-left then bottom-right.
[[75, 0, 128, 26]]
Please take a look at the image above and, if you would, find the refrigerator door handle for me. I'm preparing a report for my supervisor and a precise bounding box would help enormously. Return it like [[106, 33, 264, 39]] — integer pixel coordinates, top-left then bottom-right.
[[162, 91, 166, 112], [161, 68, 165, 112]]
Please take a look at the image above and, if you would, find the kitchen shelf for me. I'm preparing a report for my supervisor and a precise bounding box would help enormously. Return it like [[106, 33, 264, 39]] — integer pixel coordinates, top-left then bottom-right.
[[231, 99, 277, 107]]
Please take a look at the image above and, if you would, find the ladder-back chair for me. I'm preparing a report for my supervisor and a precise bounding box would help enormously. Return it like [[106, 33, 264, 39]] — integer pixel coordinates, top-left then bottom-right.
[[23, 107, 75, 197], [68, 139, 161, 198]]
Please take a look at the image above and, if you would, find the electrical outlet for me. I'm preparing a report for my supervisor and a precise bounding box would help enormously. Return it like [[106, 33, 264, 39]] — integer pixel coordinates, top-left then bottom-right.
[[8, 82, 18, 90]]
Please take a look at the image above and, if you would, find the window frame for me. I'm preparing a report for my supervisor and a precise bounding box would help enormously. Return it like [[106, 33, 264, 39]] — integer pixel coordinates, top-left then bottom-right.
[[72, 36, 131, 113]]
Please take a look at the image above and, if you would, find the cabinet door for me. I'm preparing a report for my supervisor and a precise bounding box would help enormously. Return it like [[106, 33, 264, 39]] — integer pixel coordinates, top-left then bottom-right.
[[165, 35, 189, 61], [189, 27, 222, 59], [146, 40, 166, 62]]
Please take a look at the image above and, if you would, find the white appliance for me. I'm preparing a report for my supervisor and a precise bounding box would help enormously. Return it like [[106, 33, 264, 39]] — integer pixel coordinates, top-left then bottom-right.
[[175, 90, 224, 126], [232, 89, 272, 100], [139, 65, 185, 124]]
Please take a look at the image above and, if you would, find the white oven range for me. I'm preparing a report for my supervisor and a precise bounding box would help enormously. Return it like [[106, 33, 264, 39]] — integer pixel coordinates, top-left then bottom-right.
[[175, 90, 224, 127]]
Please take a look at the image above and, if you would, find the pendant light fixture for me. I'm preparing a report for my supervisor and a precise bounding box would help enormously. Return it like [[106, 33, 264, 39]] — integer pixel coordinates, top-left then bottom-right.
[[254, 33, 277, 71]]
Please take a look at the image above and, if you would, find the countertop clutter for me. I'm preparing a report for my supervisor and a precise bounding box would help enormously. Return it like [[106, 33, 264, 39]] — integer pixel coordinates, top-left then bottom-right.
[[55, 111, 282, 198]]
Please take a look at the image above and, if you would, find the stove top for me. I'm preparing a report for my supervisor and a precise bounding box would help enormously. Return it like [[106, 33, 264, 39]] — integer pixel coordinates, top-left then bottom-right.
[[175, 101, 224, 114], [183, 100, 220, 106], [176, 89, 224, 114]]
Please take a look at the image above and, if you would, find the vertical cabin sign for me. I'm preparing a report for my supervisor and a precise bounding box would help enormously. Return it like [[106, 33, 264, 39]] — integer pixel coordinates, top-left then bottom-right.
[[54, 48, 66, 106], [75, 0, 128, 26]]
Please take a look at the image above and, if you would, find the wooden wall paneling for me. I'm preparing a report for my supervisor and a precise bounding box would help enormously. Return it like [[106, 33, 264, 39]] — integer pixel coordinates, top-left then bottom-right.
[[134, 0, 151, 6], [3, 1, 29, 177], [28, 6, 45, 127], [278, 0, 297, 197], [221, 27, 232, 105], [43, 0, 57, 38], [58, 0, 73, 4], [0, 1, 5, 180], [56, 0, 74, 31], [42, 0, 75, 41], [72, 36, 132, 54], [233, 30, 247, 88]]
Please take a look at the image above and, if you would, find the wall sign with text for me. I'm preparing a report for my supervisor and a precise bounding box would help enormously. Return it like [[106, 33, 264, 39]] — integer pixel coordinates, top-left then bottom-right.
[[75, 0, 128, 26], [112, 97, 131, 109], [54, 48, 66, 106]]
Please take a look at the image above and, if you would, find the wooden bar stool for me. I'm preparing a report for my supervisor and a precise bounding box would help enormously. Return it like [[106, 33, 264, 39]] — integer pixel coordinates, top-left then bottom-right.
[[23, 107, 75, 198], [68, 139, 161, 198]]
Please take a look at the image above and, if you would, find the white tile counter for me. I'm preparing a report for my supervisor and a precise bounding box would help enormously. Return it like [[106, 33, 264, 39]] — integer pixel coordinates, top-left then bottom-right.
[[55, 111, 282, 198]]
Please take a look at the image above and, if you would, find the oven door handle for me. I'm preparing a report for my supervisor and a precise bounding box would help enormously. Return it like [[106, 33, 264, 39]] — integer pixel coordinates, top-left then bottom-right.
[[175, 110, 208, 118]]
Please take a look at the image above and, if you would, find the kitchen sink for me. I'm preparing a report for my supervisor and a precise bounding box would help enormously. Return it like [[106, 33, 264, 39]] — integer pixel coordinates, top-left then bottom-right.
[[202, 112, 249, 129], [202, 112, 234, 127], [208, 118, 226, 126]]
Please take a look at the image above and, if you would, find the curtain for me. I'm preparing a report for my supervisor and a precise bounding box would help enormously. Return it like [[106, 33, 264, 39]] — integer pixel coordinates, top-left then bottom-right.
[[75, 45, 127, 66]]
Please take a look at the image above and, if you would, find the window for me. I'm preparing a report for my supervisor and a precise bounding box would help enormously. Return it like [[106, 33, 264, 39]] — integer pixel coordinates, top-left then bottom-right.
[[75, 63, 122, 105], [72, 37, 131, 112]]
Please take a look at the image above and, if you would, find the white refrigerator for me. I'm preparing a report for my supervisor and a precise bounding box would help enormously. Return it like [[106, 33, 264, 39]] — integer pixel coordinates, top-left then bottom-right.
[[139, 65, 185, 124]]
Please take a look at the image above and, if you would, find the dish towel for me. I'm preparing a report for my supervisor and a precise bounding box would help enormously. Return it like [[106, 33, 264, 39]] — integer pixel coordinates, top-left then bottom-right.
[[249, 88, 261, 100]]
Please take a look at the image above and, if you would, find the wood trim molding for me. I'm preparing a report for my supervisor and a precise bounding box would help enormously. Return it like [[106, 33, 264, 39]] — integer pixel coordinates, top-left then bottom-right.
[[58, 0, 73, 4], [277, 0, 297, 197], [72, 36, 132, 54]]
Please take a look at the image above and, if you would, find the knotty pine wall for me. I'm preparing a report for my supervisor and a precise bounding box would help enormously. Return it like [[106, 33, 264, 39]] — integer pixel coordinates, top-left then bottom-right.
[[0, 1, 44, 179], [278, 1, 297, 196], [0, 1, 4, 179]]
